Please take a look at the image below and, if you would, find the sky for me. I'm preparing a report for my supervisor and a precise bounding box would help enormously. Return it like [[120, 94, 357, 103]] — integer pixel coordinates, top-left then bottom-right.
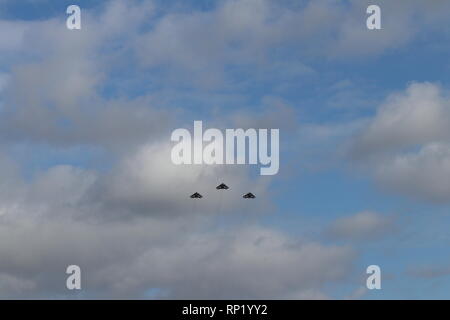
[[0, 0, 450, 299]]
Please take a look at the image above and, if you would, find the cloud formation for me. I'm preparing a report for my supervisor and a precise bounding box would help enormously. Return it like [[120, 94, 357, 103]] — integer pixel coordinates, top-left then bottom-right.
[[0, 0, 448, 299], [351, 83, 450, 202], [326, 211, 394, 241]]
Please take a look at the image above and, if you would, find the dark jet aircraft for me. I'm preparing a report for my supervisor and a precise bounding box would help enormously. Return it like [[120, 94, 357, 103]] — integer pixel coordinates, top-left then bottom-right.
[[243, 192, 256, 199], [190, 192, 203, 199], [216, 183, 229, 190]]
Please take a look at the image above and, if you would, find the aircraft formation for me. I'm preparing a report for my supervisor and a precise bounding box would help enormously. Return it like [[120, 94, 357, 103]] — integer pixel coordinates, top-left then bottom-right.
[[190, 183, 255, 199]]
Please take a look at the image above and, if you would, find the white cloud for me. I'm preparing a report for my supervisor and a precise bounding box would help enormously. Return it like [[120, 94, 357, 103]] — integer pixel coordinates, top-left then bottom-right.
[[91, 142, 272, 218], [0, 20, 28, 53], [2, 0, 447, 299], [1, 1, 449, 148], [0, 134, 357, 298], [352, 82, 450, 156], [0, 273, 35, 297], [0, 1, 167, 149], [326, 211, 394, 241], [0, 216, 355, 298], [350, 83, 450, 202], [375, 143, 450, 202], [134, 0, 450, 75]]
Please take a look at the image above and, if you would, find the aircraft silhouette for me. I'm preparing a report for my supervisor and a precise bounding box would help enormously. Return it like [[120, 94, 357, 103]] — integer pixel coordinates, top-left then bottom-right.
[[190, 192, 203, 199], [216, 183, 229, 190], [243, 192, 256, 199]]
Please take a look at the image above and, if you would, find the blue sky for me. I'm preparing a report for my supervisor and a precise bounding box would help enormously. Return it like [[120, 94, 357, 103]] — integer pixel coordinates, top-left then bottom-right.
[[0, 0, 450, 299]]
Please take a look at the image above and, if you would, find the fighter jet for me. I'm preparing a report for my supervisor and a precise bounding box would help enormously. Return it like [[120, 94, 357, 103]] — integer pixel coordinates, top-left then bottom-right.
[[243, 192, 255, 199], [216, 183, 229, 190], [190, 192, 203, 199]]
